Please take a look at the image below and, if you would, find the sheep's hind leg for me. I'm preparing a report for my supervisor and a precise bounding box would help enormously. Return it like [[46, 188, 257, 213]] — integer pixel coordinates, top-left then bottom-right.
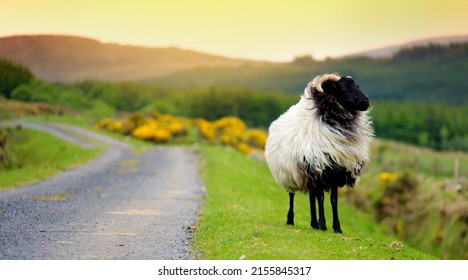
[[316, 187, 327, 231], [287, 192, 295, 225], [309, 189, 318, 229], [330, 186, 343, 234]]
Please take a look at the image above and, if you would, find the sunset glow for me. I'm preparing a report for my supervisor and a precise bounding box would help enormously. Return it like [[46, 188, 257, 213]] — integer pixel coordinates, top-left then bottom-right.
[[1, 0, 467, 61]]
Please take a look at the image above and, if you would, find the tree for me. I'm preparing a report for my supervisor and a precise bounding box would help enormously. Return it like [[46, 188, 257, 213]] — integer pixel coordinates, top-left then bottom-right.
[[0, 59, 34, 99]]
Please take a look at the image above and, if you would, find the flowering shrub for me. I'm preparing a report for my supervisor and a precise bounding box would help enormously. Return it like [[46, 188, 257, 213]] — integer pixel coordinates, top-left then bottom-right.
[[131, 120, 172, 143], [242, 129, 268, 150], [118, 113, 146, 135], [131, 124, 154, 141], [213, 116, 246, 147], [237, 142, 255, 154], [155, 114, 188, 137], [379, 172, 399, 184], [96, 113, 268, 156], [94, 118, 124, 133], [194, 116, 267, 155], [197, 118, 215, 141]]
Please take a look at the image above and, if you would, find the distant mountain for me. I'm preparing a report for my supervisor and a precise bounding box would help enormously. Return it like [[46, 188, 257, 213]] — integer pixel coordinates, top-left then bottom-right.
[[0, 35, 264, 82], [149, 41, 468, 104], [349, 34, 468, 58], [1, 34, 467, 105]]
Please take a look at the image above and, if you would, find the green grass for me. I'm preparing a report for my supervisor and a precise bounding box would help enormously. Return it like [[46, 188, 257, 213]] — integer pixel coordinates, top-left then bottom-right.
[[0, 128, 100, 190], [370, 139, 468, 179], [193, 145, 436, 260]]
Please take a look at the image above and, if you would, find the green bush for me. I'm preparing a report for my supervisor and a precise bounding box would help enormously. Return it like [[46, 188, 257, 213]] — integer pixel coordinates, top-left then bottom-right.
[[0, 59, 34, 99]]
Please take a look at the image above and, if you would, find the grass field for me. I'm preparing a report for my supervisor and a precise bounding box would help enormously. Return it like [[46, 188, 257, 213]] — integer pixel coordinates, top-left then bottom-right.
[[193, 145, 435, 260], [0, 127, 100, 190]]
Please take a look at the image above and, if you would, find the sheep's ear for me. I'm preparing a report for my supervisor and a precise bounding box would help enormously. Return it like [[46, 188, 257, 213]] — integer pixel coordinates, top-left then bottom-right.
[[320, 79, 337, 93], [314, 73, 341, 93]]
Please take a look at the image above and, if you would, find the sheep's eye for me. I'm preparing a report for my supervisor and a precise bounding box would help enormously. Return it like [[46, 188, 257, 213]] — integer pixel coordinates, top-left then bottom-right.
[[341, 87, 348, 91]]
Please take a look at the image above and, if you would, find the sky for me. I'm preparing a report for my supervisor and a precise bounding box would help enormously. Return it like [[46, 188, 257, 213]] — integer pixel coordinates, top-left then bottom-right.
[[1, 0, 467, 61]]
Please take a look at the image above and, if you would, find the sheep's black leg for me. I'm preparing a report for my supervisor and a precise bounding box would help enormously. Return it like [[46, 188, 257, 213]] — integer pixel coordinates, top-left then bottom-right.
[[316, 187, 327, 231], [309, 189, 318, 229], [330, 186, 343, 234], [287, 192, 295, 225]]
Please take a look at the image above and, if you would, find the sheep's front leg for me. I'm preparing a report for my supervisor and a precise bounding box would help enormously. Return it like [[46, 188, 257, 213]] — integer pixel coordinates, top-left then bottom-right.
[[316, 187, 327, 230], [330, 186, 343, 234], [287, 192, 295, 225]]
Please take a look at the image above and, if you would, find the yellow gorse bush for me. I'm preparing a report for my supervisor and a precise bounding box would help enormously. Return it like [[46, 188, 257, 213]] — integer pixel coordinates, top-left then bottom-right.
[[243, 129, 268, 149], [131, 123, 155, 141], [131, 120, 172, 143], [198, 116, 267, 155], [94, 118, 124, 133], [197, 118, 215, 141], [237, 142, 255, 154], [156, 114, 188, 137], [379, 172, 399, 183], [96, 113, 268, 156], [214, 118, 246, 147]]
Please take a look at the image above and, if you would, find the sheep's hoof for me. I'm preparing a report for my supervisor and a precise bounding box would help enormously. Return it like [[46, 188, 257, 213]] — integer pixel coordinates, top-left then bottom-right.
[[312, 222, 327, 231], [286, 220, 294, 226], [334, 228, 343, 234], [317, 224, 327, 231]]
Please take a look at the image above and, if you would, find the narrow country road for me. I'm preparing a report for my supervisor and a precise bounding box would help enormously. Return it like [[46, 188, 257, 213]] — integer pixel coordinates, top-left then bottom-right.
[[0, 122, 204, 259]]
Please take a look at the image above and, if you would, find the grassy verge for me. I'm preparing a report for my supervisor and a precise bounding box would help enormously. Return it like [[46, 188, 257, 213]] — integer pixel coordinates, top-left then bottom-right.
[[347, 139, 467, 259], [193, 145, 435, 260], [0, 128, 100, 190]]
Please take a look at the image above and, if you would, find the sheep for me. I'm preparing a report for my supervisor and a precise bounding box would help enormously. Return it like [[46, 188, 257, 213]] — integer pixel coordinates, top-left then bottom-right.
[[265, 73, 373, 233]]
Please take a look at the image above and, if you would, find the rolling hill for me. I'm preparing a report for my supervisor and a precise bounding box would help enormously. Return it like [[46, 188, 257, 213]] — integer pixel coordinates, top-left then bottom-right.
[[349, 34, 468, 58], [149, 42, 468, 104], [0, 35, 265, 82], [1, 34, 467, 104]]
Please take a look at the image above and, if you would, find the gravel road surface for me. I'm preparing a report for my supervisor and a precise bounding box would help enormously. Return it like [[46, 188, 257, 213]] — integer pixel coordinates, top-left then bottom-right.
[[0, 122, 204, 259]]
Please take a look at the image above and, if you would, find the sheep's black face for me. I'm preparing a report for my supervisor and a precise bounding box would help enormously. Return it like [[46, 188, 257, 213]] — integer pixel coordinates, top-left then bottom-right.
[[322, 76, 370, 113]]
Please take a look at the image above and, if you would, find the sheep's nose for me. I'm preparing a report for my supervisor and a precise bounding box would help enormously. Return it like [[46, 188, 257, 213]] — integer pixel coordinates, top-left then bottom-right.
[[360, 97, 369, 110]]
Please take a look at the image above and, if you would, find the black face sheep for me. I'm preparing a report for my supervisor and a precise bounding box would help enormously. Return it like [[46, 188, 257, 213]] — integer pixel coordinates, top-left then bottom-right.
[[265, 73, 374, 233]]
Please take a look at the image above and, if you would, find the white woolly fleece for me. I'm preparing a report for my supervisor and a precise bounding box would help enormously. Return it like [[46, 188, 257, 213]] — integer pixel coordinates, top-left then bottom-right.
[[265, 76, 374, 193]]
